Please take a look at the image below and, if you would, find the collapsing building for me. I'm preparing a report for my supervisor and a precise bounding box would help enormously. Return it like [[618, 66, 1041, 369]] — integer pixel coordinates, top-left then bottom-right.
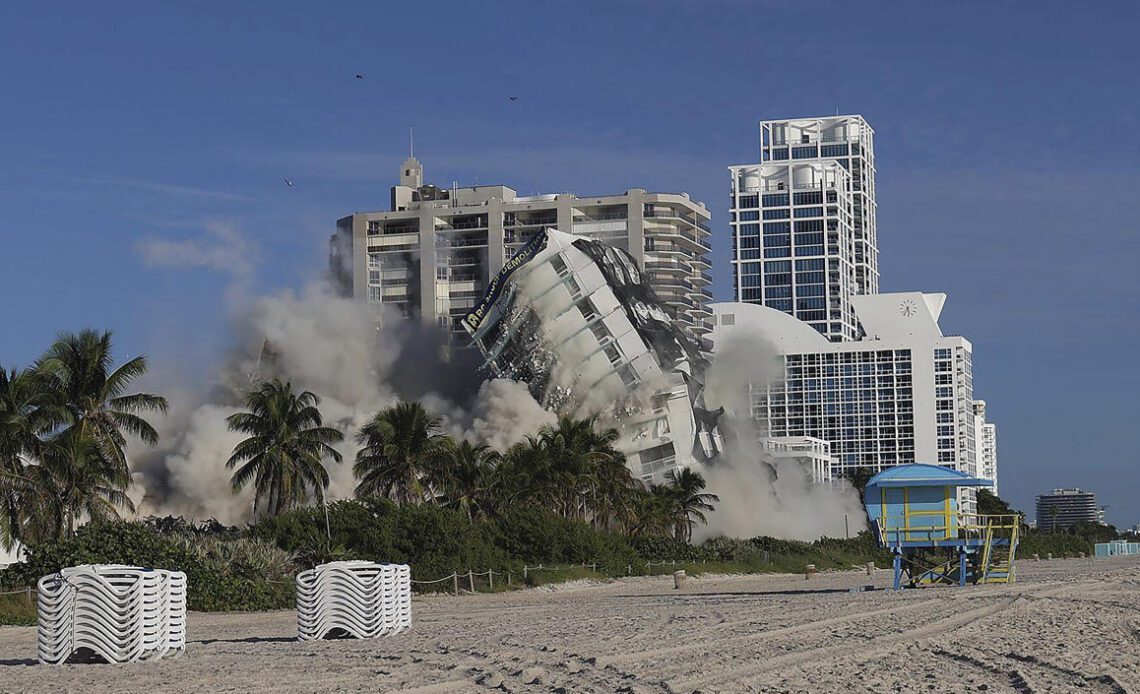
[[463, 228, 722, 484]]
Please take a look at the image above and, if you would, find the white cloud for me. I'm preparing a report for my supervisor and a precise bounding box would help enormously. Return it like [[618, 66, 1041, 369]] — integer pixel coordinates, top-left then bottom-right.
[[134, 220, 257, 279]]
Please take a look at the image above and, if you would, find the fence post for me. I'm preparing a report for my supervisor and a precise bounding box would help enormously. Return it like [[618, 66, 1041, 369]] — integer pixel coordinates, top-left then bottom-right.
[[453, 572, 459, 596], [26, 586, 32, 601], [508, 571, 512, 587], [468, 571, 475, 593], [523, 566, 528, 580], [627, 564, 631, 576], [489, 570, 494, 590]]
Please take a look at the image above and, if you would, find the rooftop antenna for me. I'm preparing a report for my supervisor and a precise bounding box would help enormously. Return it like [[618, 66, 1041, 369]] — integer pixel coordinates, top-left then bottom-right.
[[409, 126, 414, 158]]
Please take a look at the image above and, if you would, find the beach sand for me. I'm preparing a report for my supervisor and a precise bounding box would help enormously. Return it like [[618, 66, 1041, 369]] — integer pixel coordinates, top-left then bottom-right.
[[1, 555, 1137, 693]]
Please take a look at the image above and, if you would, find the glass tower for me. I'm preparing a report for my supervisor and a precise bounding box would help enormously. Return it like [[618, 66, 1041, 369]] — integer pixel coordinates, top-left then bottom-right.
[[730, 115, 877, 342]]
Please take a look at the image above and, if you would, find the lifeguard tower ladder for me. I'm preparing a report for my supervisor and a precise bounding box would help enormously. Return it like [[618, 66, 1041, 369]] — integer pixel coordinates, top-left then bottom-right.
[[863, 464, 1019, 589]]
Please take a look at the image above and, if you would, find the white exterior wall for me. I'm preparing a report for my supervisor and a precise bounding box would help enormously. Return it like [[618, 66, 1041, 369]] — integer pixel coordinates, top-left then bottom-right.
[[973, 400, 999, 495], [710, 294, 979, 486]]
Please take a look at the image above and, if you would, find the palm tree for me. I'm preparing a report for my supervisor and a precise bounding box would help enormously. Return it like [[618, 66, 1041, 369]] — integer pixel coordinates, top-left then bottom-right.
[[627, 486, 675, 537], [434, 439, 499, 521], [353, 401, 451, 504], [26, 432, 136, 540], [226, 380, 344, 517], [664, 468, 719, 542], [0, 367, 51, 548], [492, 435, 555, 510], [538, 416, 625, 520], [34, 329, 167, 478]]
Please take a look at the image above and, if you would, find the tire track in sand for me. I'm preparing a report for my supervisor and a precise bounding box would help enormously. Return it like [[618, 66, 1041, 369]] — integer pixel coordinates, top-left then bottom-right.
[[595, 596, 940, 669], [671, 595, 1023, 692]]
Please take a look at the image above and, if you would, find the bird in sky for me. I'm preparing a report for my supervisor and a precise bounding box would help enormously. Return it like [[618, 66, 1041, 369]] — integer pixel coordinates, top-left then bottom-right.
[[355, 73, 365, 80], [508, 96, 518, 102], [283, 177, 294, 187]]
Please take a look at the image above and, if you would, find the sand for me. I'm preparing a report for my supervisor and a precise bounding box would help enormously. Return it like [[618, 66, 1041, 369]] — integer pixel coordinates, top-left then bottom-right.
[[1, 555, 1138, 693]]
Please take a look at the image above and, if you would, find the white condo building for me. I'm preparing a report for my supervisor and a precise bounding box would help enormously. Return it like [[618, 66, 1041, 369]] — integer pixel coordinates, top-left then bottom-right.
[[730, 115, 877, 342], [973, 400, 999, 495], [710, 292, 991, 493], [332, 158, 713, 344]]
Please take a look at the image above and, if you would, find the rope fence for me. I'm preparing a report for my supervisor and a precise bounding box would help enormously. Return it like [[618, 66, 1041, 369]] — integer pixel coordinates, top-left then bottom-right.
[[2, 552, 804, 602], [0, 587, 34, 597], [403, 558, 735, 596]]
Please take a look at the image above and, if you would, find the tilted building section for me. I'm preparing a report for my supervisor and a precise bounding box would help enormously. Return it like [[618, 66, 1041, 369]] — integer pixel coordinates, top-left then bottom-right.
[[464, 228, 722, 484]]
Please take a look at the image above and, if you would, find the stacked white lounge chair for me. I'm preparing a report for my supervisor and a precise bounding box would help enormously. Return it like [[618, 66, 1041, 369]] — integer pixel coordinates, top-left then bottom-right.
[[296, 561, 411, 640], [36, 564, 187, 665]]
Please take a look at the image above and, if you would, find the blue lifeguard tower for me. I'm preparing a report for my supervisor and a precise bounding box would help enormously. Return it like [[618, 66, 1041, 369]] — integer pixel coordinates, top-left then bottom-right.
[[864, 464, 1019, 589]]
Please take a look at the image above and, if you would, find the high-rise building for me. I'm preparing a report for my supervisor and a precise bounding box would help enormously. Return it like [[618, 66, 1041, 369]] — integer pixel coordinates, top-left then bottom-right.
[[331, 159, 713, 344], [1035, 489, 1103, 530], [973, 400, 999, 495], [710, 292, 989, 493], [729, 115, 876, 342]]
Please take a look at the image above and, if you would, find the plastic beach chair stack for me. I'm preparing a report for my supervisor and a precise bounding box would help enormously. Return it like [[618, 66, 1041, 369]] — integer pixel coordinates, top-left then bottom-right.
[[296, 561, 411, 640], [36, 564, 187, 665]]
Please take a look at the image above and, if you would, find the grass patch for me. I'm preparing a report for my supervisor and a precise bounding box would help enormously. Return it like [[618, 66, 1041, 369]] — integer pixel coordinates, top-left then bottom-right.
[[0, 590, 36, 626]]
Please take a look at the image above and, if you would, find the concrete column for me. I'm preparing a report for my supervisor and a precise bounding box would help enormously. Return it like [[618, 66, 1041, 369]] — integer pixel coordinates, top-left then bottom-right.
[[418, 207, 437, 323], [626, 190, 646, 268], [555, 195, 574, 232], [487, 199, 505, 277], [352, 215, 368, 301]]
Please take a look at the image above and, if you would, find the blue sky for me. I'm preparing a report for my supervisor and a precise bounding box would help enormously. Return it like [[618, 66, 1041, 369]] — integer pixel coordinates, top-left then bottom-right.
[[1, 1, 1137, 525]]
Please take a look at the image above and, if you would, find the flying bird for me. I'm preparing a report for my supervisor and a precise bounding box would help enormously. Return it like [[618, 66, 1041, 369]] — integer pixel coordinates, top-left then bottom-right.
[[355, 73, 365, 79], [508, 96, 518, 102], [283, 178, 294, 188]]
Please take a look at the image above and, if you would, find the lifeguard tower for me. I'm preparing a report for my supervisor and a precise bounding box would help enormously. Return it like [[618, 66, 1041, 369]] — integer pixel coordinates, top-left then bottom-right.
[[864, 464, 1019, 589]]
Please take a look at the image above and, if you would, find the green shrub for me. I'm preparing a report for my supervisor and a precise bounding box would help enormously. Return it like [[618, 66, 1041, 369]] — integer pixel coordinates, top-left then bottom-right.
[[489, 507, 640, 577], [0, 521, 295, 612], [251, 498, 516, 591]]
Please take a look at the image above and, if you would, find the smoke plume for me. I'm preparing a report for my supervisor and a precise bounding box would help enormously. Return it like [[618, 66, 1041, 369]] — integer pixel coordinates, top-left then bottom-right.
[[129, 279, 547, 524], [695, 327, 867, 542]]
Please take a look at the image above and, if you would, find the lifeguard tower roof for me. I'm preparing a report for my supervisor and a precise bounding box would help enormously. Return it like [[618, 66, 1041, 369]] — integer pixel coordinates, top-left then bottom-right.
[[866, 464, 991, 489]]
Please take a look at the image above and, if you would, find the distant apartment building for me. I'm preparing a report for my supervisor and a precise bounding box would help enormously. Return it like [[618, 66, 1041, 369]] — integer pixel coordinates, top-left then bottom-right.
[[1035, 488, 1104, 530], [973, 400, 999, 495], [710, 292, 987, 489], [331, 158, 713, 344], [729, 115, 876, 342]]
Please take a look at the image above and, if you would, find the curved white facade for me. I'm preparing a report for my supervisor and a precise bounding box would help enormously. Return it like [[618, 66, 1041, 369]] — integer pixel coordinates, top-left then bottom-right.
[[710, 295, 994, 494]]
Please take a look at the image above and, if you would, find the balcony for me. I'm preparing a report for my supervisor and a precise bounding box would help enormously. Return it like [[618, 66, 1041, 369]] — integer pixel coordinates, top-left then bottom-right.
[[573, 212, 628, 223], [644, 209, 711, 233], [649, 228, 711, 252]]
